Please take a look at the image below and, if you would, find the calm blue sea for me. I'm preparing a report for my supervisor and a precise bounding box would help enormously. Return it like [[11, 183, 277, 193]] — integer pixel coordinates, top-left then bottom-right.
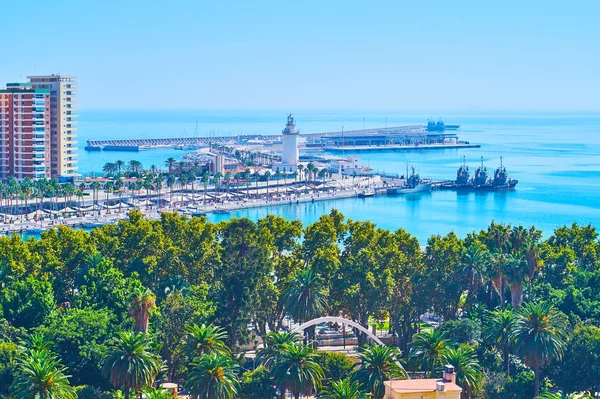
[[77, 110, 600, 243]]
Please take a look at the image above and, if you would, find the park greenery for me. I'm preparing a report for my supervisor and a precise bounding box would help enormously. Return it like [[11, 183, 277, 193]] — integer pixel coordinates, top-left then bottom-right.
[[1, 209, 600, 399]]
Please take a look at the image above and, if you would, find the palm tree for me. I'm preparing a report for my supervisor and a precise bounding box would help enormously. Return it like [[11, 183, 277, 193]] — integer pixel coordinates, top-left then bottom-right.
[[536, 391, 594, 399], [257, 331, 300, 368], [264, 171, 271, 198], [320, 379, 370, 399], [409, 329, 451, 377], [274, 170, 282, 194], [462, 245, 488, 310], [114, 178, 124, 213], [214, 172, 223, 197], [201, 172, 210, 205], [297, 164, 304, 184], [352, 345, 406, 399], [186, 353, 239, 399], [165, 157, 177, 175], [167, 175, 176, 207], [90, 181, 100, 216], [11, 349, 76, 399], [487, 250, 507, 308], [142, 387, 171, 399], [128, 288, 157, 333], [504, 253, 529, 310], [440, 346, 483, 399], [224, 171, 232, 198], [115, 160, 125, 176], [271, 342, 324, 399], [482, 308, 515, 376], [128, 160, 143, 176], [102, 332, 161, 399], [104, 181, 114, 212], [184, 324, 230, 359], [253, 171, 261, 197], [511, 301, 568, 397], [282, 269, 327, 341], [244, 168, 251, 198], [306, 162, 314, 183], [103, 162, 117, 177]]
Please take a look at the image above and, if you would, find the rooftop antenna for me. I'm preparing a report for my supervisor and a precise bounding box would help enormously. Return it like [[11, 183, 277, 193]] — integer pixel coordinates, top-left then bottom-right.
[[500, 156, 503, 169], [481, 156, 484, 168]]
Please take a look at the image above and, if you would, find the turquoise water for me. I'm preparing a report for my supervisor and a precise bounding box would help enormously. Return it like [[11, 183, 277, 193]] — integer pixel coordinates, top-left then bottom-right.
[[77, 110, 600, 242]]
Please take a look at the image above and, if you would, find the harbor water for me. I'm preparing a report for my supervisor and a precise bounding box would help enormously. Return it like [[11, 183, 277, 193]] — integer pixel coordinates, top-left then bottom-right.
[[77, 110, 600, 243]]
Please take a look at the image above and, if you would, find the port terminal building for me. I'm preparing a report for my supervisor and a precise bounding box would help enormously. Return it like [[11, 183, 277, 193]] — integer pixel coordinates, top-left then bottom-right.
[[307, 129, 461, 148]]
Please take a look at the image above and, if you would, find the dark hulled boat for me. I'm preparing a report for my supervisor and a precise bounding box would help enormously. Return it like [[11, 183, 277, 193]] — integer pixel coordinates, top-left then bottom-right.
[[439, 157, 518, 191]]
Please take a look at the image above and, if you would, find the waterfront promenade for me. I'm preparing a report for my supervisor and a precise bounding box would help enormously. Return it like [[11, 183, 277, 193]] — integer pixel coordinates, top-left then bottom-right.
[[0, 176, 379, 235]]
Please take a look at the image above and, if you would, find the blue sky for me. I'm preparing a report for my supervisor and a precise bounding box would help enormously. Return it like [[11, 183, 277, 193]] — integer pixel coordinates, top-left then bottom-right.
[[1, 0, 598, 111]]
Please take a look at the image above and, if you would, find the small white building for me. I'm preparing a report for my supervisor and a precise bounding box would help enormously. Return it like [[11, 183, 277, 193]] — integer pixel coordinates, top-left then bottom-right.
[[328, 156, 372, 176]]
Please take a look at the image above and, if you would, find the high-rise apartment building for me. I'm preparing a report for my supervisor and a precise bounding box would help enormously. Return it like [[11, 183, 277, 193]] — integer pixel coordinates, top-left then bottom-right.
[[27, 74, 78, 179], [0, 83, 51, 180]]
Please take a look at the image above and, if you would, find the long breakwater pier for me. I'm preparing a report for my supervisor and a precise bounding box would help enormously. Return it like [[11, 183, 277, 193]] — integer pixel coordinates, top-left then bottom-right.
[[85, 124, 480, 152]]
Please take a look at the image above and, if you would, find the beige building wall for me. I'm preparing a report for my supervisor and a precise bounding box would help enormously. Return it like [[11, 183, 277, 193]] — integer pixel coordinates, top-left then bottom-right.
[[384, 386, 461, 399], [27, 75, 78, 179]]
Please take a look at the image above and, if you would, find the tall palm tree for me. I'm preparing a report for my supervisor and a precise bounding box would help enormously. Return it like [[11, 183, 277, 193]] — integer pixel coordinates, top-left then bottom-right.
[[114, 178, 124, 213], [90, 181, 100, 216], [102, 332, 161, 399], [115, 160, 125, 176], [274, 170, 282, 194], [511, 302, 568, 397], [201, 172, 210, 205], [166, 175, 176, 207], [320, 379, 370, 399], [504, 252, 529, 310], [482, 308, 515, 376], [282, 269, 327, 341], [271, 342, 324, 399], [184, 324, 230, 359], [165, 157, 177, 175], [441, 346, 483, 399], [297, 164, 304, 184], [244, 168, 251, 198], [257, 331, 300, 368], [306, 163, 314, 183], [253, 171, 261, 197], [352, 345, 406, 399], [224, 171, 232, 198], [103, 162, 117, 177], [264, 171, 271, 198], [461, 245, 488, 310], [487, 250, 507, 308], [186, 353, 239, 399], [11, 349, 76, 399], [409, 329, 451, 377], [128, 288, 157, 333], [128, 160, 143, 176]]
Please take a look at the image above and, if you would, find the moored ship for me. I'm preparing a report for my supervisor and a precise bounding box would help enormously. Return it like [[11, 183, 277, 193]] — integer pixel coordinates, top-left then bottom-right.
[[387, 166, 433, 195], [439, 157, 518, 191]]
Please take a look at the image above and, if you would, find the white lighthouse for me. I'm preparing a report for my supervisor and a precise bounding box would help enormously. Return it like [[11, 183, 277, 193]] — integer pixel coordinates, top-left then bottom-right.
[[280, 114, 299, 171]]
